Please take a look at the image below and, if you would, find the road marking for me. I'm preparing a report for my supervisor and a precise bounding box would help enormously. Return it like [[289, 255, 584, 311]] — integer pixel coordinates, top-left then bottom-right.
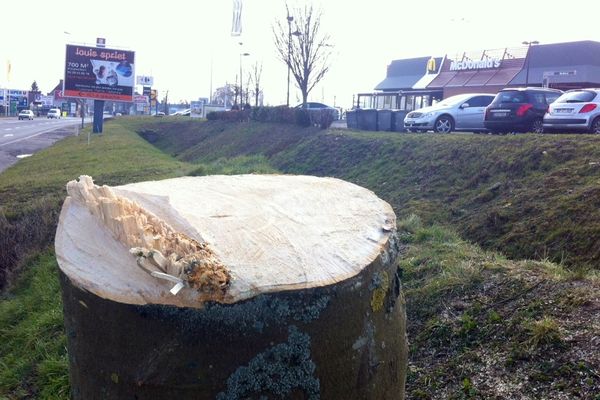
[[3, 133, 14, 137], [16, 154, 32, 159], [0, 126, 71, 147]]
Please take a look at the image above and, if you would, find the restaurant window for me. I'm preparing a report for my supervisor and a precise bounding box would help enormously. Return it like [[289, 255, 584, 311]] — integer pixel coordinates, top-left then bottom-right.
[[399, 96, 406, 111], [415, 96, 423, 110], [405, 95, 414, 111]]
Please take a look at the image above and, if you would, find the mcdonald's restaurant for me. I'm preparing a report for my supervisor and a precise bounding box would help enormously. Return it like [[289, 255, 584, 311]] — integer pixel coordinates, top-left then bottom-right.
[[351, 40, 600, 131]]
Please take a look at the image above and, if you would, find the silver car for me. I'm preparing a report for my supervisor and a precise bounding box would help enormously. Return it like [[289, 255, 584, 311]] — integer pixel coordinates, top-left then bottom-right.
[[404, 93, 495, 133], [543, 89, 600, 133], [296, 102, 340, 120]]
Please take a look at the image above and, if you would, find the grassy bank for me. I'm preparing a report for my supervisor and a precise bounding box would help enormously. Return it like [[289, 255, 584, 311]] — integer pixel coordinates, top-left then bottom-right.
[[0, 119, 190, 289], [397, 215, 599, 399], [132, 119, 600, 269]]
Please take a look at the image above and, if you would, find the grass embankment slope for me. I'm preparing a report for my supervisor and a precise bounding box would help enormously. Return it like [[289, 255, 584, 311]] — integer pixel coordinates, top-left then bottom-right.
[[142, 121, 600, 268], [1, 117, 598, 398], [0, 120, 188, 398], [138, 119, 599, 399]]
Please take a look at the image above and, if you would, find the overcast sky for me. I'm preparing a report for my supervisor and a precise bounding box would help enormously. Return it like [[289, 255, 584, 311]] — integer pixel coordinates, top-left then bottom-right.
[[2, 0, 599, 108]]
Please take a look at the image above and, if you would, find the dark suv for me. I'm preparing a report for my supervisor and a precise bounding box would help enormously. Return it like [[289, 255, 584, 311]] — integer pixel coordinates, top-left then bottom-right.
[[484, 87, 562, 133]]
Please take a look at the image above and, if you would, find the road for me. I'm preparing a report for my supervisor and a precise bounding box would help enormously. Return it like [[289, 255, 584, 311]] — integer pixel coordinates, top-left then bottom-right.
[[0, 117, 89, 173]]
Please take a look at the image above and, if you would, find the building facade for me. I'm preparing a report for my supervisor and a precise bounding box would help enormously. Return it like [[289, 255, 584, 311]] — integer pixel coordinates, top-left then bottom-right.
[[357, 40, 600, 111]]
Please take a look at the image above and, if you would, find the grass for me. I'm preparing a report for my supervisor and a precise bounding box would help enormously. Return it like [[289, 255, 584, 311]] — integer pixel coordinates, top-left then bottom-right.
[[396, 215, 599, 399], [132, 119, 600, 268], [0, 118, 190, 211], [189, 155, 278, 176], [525, 317, 563, 349], [0, 253, 68, 399], [0, 118, 191, 289]]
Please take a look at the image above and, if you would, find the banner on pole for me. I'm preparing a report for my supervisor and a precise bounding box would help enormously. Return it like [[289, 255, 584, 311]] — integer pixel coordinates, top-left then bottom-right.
[[231, 0, 243, 36]]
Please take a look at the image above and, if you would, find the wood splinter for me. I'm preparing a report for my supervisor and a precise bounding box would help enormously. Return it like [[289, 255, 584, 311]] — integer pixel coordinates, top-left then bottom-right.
[[65, 175, 231, 298]]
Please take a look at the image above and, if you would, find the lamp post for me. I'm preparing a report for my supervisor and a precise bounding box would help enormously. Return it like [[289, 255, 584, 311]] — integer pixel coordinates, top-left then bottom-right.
[[522, 40, 539, 87], [239, 52, 250, 106]]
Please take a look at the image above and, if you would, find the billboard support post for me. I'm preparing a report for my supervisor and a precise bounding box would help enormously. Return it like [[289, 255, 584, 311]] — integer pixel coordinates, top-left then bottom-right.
[[93, 100, 104, 133]]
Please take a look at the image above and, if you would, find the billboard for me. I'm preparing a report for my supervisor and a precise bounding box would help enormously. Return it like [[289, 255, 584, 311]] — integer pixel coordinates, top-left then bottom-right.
[[64, 44, 135, 102], [133, 95, 149, 104]]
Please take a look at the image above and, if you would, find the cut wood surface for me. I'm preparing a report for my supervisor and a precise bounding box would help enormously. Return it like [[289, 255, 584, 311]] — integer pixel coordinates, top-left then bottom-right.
[[56, 174, 396, 308]]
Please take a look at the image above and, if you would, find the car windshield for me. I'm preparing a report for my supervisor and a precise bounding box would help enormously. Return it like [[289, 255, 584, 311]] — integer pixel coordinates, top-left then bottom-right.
[[555, 90, 597, 103], [437, 95, 472, 107], [494, 91, 528, 104]]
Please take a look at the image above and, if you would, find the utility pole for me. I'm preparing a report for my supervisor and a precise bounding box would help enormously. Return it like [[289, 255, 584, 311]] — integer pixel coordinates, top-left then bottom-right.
[[522, 40, 539, 87]]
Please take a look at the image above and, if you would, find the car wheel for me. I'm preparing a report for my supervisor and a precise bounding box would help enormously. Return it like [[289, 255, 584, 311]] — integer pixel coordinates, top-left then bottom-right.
[[434, 115, 454, 133], [590, 117, 600, 134], [530, 118, 544, 134]]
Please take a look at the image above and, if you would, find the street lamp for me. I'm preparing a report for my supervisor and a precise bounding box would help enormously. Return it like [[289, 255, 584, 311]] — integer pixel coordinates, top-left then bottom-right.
[[522, 40, 539, 87], [239, 51, 250, 106]]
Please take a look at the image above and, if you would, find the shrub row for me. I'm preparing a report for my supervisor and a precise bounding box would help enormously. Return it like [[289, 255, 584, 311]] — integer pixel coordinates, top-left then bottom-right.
[[207, 106, 334, 129]]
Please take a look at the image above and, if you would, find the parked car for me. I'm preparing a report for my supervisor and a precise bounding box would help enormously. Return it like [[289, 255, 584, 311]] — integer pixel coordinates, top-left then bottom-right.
[[484, 87, 562, 134], [47, 108, 61, 119], [543, 89, 600, 133], [18, 110, 34, 120], [296, 102, 340, 120], [403, 93, 495, 133]]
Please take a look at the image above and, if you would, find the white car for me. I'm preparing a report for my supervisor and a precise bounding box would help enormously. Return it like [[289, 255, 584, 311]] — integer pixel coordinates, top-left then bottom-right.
[[404, 94, 495, 133], [47, 108, 61, 119], [544, 89, 600, 133], [18, 110, 34, 120]]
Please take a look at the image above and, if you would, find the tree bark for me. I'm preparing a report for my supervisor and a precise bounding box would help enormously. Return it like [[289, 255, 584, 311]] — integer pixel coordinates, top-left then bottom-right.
[[56, 175, 407, 399]]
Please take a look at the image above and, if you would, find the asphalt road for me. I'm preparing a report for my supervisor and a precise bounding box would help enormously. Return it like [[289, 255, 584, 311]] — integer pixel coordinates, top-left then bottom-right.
[[0, 116, 88, 173]]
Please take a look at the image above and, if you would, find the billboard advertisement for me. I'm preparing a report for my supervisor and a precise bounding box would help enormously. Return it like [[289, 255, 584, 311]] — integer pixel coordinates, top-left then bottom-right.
[[133, 95, 149, 104], [64, 44, 135, 102]]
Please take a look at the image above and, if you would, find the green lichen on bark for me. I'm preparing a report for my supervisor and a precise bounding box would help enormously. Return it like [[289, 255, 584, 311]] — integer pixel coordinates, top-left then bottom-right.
[[370, 271, 390, 312], [217, 326, 320, 399]]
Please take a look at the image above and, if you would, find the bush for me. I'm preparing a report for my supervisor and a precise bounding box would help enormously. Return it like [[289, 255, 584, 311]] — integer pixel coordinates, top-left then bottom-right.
[[295, 108, 312, 127], [208, 106, 327, 128], [248, 106, 318, 127], [249, 106, 296, 124], [315, 109, 335, 129], [206, 110, 249, 122]]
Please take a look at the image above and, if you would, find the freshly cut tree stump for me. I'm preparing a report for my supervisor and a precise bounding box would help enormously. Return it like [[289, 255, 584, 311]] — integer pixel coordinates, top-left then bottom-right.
[[56, 174, 407, 399]]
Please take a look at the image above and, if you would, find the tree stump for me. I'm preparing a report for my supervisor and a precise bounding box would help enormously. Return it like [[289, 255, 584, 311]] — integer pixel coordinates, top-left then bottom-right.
[[55, 174, 407, 399]]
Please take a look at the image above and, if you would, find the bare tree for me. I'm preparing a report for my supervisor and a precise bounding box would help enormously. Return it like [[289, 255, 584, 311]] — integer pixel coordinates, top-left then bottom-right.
[[273, 3, 332, 107], [162, 91, 169, 114], [249, 62, 263, 107], [212, 84, 236, 108]]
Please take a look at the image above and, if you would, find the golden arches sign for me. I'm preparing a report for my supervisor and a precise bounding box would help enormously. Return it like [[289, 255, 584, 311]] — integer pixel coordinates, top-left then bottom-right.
[[427, 57, 436, 73]]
